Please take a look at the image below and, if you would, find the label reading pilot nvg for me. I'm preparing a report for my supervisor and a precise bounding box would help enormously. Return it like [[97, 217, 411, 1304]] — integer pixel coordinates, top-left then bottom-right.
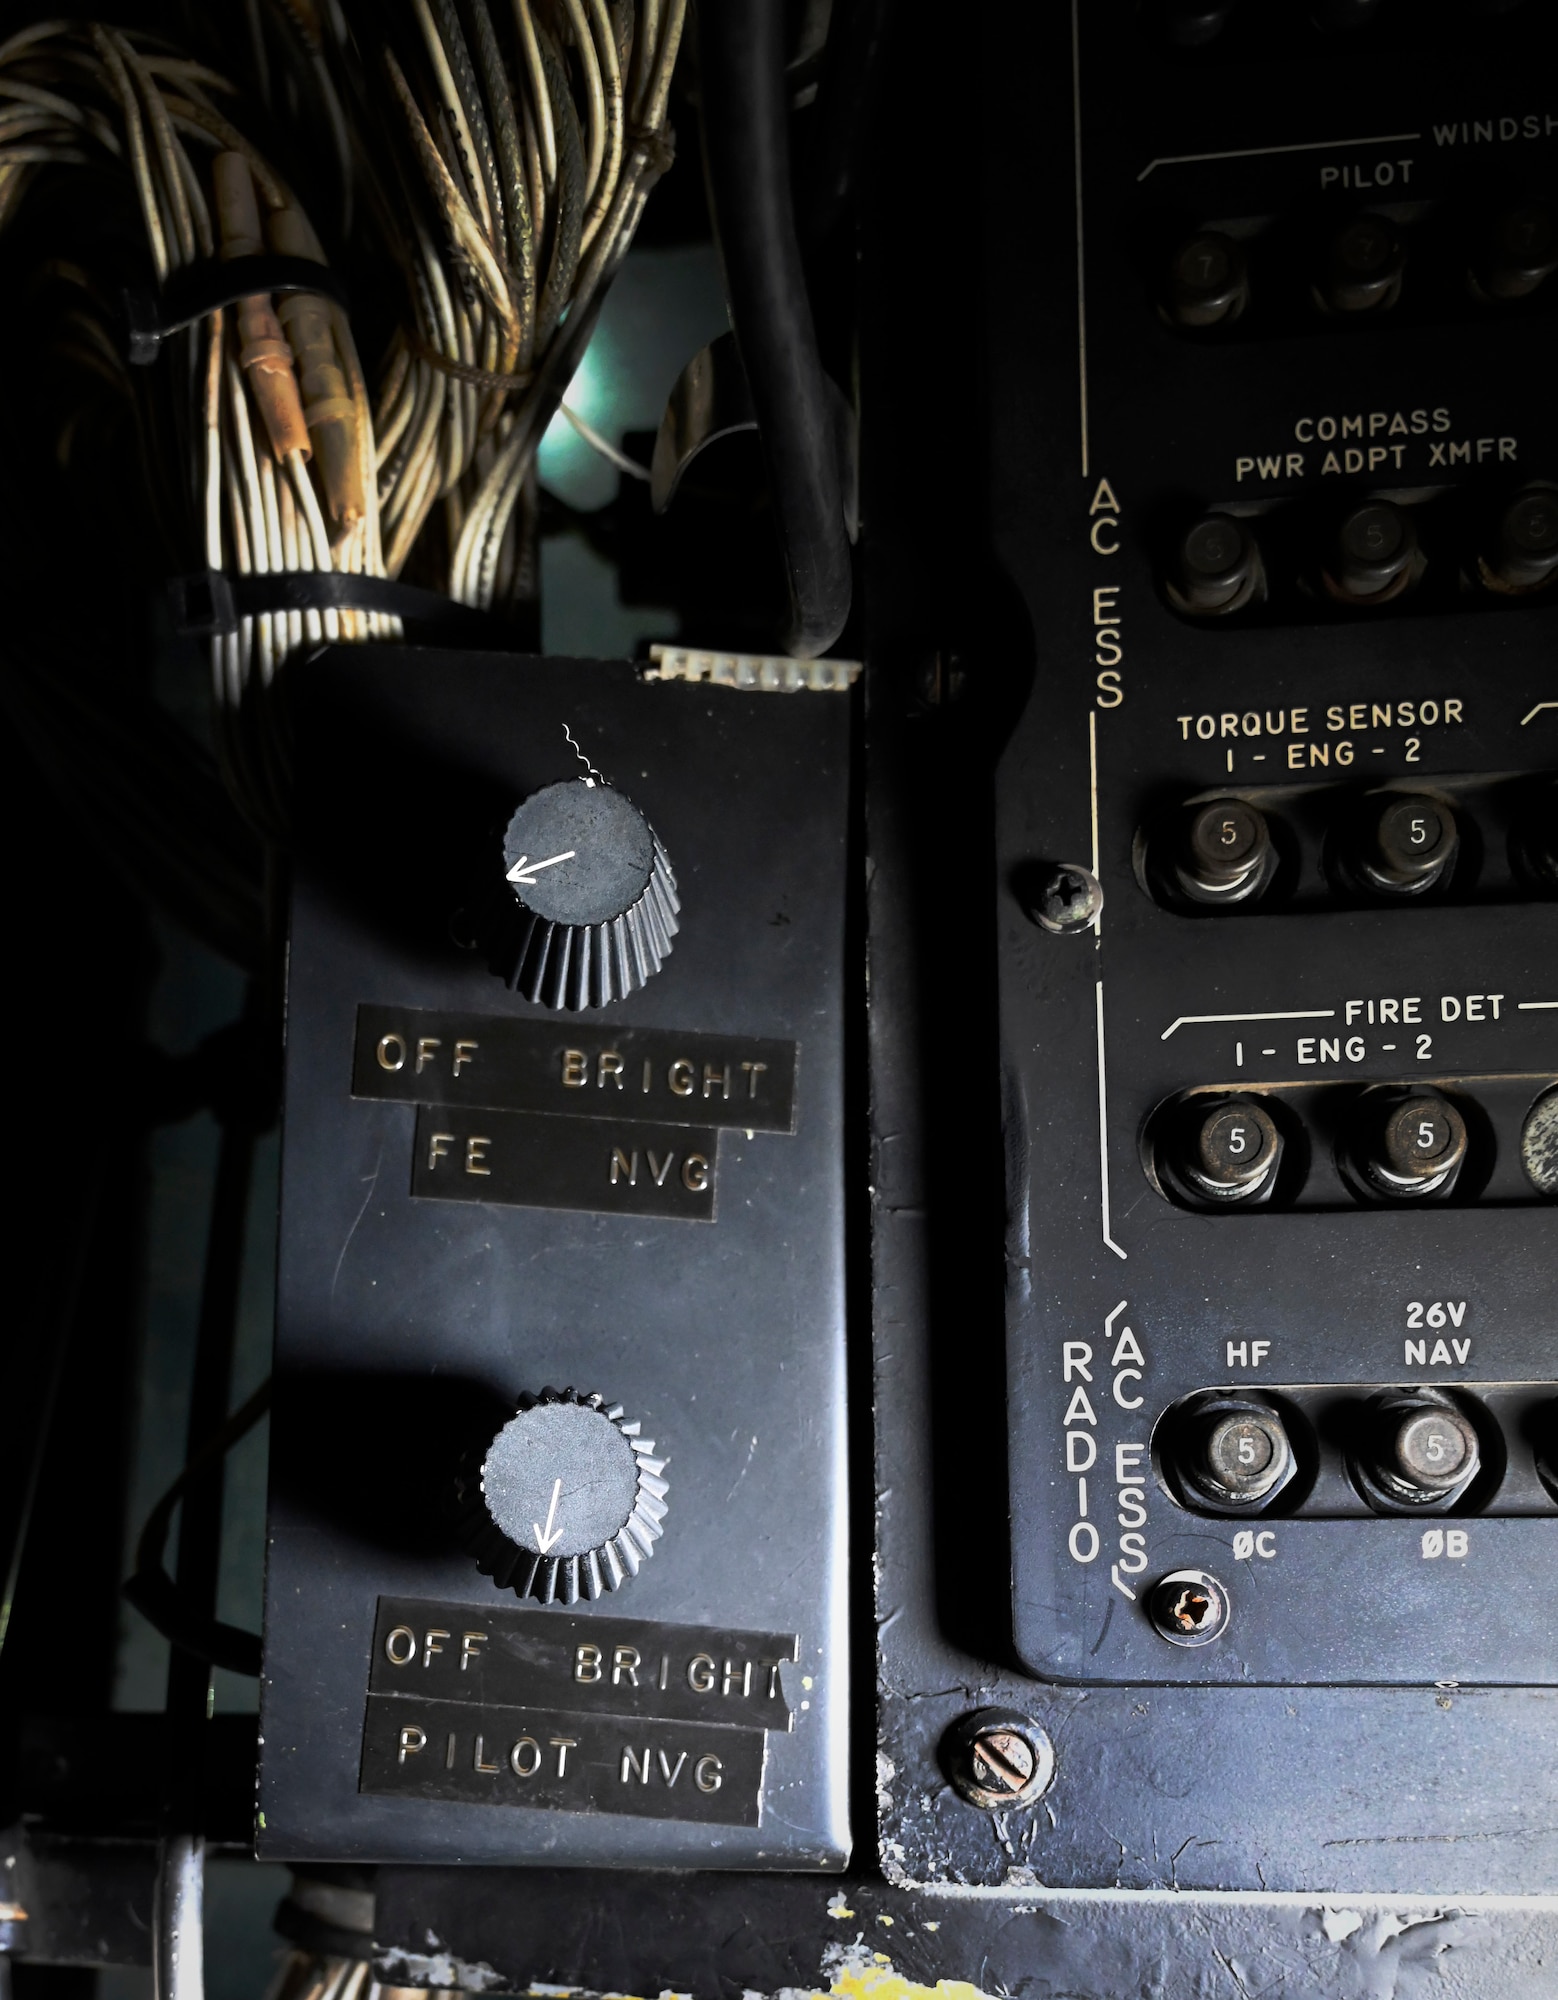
[[360, 1599, 801, 1827]]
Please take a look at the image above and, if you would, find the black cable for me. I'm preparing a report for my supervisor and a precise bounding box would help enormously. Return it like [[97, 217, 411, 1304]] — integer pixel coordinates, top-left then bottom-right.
[[802, 0, 895, 248], [698, 0, 853, 657], [123, 1378, 270, 1681]]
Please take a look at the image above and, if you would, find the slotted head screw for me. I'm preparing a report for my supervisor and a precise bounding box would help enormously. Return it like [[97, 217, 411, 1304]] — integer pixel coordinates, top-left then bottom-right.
[[971, 1729, 1035, 1795], [942, 1708, 1056, 1810]]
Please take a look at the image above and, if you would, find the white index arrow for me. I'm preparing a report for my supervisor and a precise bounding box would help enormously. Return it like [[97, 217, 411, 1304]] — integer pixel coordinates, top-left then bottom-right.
[[533, 1477, 564, 1553], [507, 849, 576, 886]]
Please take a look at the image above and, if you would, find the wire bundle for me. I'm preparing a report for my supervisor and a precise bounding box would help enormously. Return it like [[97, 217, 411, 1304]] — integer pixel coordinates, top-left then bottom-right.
[[370, 0, 687, 609], [0, 0, 688, 851], [0, 19, 387, 836]]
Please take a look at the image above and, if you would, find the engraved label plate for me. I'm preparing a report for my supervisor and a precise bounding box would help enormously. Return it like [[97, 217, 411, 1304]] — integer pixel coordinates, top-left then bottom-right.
[[411, 1106, 718, 1220], [369, 1598, 799, 1729], [359, 1694, 766, 1825], [355, 1005, 797, 1133]]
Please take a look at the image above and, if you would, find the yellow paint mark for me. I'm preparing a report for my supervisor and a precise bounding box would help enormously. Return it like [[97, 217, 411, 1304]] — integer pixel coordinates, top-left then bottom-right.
[[876, 1915, 894, 1926], [803, 1676, 815, 1690], [825, 1960, 994, 2000], [828, 1907, 855, 1920]]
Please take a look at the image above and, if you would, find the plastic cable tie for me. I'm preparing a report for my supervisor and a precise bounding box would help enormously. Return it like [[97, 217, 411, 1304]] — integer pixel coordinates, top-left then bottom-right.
[[169, 569, 512, 640], [125, 256, 352, 365]]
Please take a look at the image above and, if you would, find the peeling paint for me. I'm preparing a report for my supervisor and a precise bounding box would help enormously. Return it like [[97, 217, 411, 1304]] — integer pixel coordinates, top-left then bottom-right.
[[376, 1950, 509, 1992]]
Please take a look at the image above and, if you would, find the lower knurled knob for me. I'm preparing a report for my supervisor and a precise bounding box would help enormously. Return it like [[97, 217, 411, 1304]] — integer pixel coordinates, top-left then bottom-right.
[[453, 1387, 669, 1606]]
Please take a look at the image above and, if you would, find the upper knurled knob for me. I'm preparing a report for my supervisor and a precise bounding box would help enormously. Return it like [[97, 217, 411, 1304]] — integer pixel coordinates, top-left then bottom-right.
[[488, 774, 679, 1010]]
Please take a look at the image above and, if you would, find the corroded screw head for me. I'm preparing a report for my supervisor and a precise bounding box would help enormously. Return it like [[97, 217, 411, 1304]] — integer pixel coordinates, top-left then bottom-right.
[[1030, 864, 1104, 935], [970, 1729, 1036, 1795], [942, 1709, 1056, 1810], [1148, 1570, 1230, 1647]]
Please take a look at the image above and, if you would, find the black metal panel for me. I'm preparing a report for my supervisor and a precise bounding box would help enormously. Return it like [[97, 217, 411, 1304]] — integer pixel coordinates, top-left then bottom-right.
[[863, 0, 1558, 1907], [259, 649, 852, 1868]]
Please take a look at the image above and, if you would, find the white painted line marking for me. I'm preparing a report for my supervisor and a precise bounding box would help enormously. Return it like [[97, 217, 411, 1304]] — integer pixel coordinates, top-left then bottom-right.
[[1088, 710, 1101, 939], [1097, 983, 1126, 1261], [1138, 130, 1420, 181], [1161, 1008, 1335, 1040], [507, 849, 576, 885], [1521, 702, 1558, 726], [1071, 0, 1089, 476], [1518, 1000, 1558, 1010], [533, 1477, 564, 1553]]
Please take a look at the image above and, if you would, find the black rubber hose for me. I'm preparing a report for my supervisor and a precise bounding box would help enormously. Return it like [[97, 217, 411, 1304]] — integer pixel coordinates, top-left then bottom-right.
[[698, 0, 853, 657]]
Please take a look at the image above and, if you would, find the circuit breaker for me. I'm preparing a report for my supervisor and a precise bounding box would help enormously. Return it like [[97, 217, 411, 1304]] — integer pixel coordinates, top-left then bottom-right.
[[258, 649, 852, 1868]]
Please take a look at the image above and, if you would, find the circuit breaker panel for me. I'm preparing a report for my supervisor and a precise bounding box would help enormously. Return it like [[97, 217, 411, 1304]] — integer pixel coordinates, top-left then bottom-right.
[[996, 1, 1558, 1694], [868, 0, 1558, 1899], [258, 650, 851, 1868]]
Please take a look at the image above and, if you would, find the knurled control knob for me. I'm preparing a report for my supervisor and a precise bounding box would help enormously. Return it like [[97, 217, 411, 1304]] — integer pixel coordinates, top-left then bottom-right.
[[1170, 514, 1264, 614], [1357, 792, 1458, 894], [454, 1387, 669, 1606], [491, 778, 679, 1010], [1319, 213, 1405, 314], [1179, 1096, 1283, 1203], [1173, 798, 1273, 904], [1165, 234, 1249, 330], [1360, 1092, 1469, 1200], [1354, 1392, 1481, 1510]]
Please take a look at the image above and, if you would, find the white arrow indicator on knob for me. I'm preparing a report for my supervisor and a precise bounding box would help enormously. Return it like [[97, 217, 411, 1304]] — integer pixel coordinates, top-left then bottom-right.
[[533, 1476, 564, 1553], [506, 849, 576, 886]]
